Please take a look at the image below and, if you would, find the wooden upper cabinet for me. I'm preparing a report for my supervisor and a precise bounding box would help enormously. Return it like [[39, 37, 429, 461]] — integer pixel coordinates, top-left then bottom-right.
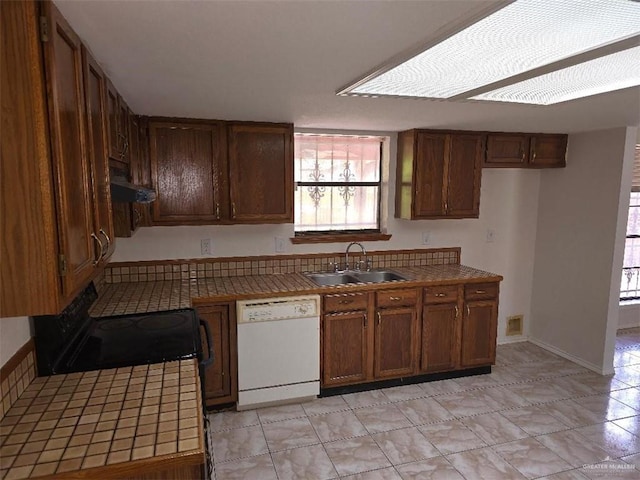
[[228, 123, 293, 223], [118, 96, 130, 164], [81, 46, 115, 262], [105, 79, 120, 161], [396, 130, 482, 219], [485, 133, 567, 168], [529, 134, 567, 168], [149, 121, 225, 224], [41, 0, 97, 299]]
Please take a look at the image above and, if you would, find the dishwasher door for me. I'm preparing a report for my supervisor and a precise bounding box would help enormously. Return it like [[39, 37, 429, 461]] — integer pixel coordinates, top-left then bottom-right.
[[236, 295, 320, 410]]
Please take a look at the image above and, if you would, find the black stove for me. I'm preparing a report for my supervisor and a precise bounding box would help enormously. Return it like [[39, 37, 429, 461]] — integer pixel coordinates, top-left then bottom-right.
[[33, 283, 212, 377]]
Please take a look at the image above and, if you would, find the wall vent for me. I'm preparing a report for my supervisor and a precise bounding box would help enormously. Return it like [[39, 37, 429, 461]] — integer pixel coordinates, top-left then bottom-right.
[[506, 315, 524, 336]]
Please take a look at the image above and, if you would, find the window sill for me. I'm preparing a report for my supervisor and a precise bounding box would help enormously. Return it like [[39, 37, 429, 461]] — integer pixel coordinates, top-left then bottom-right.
[[290, 232, 392, 244]]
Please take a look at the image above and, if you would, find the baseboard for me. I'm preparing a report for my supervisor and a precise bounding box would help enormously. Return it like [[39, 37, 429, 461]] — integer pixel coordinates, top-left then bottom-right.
[[498, 335, 529, 345], [528, 337, 610, 375]]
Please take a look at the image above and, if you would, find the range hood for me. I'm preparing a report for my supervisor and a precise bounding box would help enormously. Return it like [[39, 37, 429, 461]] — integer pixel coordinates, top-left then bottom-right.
[[110, 176, 156, 204]]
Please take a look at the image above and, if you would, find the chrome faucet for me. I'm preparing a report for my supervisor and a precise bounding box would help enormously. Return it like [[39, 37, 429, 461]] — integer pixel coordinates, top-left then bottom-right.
[[345, 242, 370, 271]]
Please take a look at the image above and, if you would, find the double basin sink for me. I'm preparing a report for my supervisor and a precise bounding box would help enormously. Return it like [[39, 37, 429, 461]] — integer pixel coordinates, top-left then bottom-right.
[[306, 269, 407, 286]]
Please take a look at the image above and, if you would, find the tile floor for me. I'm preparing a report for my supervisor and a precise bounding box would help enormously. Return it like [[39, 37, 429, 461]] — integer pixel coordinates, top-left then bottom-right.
[[207, 329, 640, 479]]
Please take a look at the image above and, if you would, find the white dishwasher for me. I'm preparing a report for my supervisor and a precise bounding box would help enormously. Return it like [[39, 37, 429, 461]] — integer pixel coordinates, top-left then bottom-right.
[[236, 295, 320, 410]]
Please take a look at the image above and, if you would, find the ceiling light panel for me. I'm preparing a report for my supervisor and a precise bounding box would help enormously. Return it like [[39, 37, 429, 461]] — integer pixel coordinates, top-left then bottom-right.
[[471, 46, 640, 105], [349, 0, 640, 99]]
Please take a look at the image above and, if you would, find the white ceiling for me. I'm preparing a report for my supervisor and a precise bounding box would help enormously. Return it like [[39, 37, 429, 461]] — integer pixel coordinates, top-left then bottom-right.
[[55, 0, 640, 134]]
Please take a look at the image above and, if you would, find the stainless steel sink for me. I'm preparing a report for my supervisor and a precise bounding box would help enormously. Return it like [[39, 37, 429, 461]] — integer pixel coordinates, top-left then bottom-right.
[[351, 270, 407, 283], [305, 272, 360, 286], [305, 269, 407, 286]]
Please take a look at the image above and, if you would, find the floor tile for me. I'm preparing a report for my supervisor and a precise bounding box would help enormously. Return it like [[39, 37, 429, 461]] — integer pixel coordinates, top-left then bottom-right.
[[614, 415, 640, 437], [619, 451, 640, 469], [271, 444, 337, 480], [418, 419, 487, 455], [499, 405, 571, 436], [575, 421, 640, 458], [536, 429, 611, 468], [308, 410, 368, 442], [431, 391, 502, 418], [578, 458, 639, 479], [209, 410, 259, 433], [573, 394, 638, 421], [261, 416, 320, 452], [461, 412, 528, 445], [504, 379, 573, 404], [382, 384, 427, 403], [613, 367, 640, 387], [564, 373, 629, 393], [324, 436, 392, 477], [446, 446, 526, 480], [343, 390, 391, 409], [210, 425, 268, 463], [609, 387, 640, 410], [341, 467, 403, 480], [353, 404, 413, 434], [395, 398, 455, 426], [302, 395, 350, 417], [543, 400, 604, 428], [452, 373, 498, 390], [418, 379, 464, 397], [396, 456, 464, 480], [492, 437, 573, 479], [480, 385, 530, 409], [256, 403, 307, 424], [372, 427, 440, 465], [536, 469, 590, 479], [214, 453, 277, 480]]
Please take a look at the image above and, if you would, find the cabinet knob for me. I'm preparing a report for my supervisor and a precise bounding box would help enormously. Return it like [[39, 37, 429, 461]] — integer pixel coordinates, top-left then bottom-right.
[[377, 311, 382, 325], [338, 299, 353, 305], [389, 296, 401, 301], [435, 293, 446, 297], [475, 290, 486, 294], [455, 305, 459, 318], [231, 202, 236, 219], [363, 313, 367, 327], [215, 203, 220, 220]]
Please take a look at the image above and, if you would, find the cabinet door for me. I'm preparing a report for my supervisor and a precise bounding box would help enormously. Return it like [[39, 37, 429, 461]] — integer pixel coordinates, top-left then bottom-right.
[[485, 134, 529, 166], [150, 122, 225, 224], [323, 311, 368, 386], [228, 123, 293, 223], [460, 300, 498, 367], [198, 304, 236, 405], [374, 308, 417, 379], [421, 303, 459, 373], [413, 133, 446, 217], [82, 46, 114, 261], [529, 134, 567, 168], [446, 134, 483, 217], [42, 1, 96, 298], [105, 79, 120, 161], [118, 96, 130, 164]]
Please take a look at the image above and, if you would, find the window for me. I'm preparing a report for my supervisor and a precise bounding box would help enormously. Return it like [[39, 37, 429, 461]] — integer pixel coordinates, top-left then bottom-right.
[[621, 144, 640, 300], [294, 134, 383, 236]]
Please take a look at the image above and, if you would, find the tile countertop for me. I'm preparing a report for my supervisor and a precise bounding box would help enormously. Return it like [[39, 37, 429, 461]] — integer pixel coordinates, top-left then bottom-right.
[[91, 264, 503, 317], [0, 360, 204, 480]]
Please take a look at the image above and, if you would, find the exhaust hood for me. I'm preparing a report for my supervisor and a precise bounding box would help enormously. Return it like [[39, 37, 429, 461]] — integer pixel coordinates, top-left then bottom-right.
[[110, 176, 156, 204]]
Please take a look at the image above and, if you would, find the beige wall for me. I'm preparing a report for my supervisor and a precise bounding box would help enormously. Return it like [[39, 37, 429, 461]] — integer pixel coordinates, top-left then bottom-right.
[[530, 127, 637, 374], [113, 132, 542, 345], [0, 316, 31, 367]]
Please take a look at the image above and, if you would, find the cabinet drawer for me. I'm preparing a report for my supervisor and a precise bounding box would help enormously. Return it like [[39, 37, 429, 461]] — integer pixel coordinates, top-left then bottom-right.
[[376, 288, 418, 308], [464, 282, 498, 300], [424, 285, 459, 304], [325, 293, 368, 312]]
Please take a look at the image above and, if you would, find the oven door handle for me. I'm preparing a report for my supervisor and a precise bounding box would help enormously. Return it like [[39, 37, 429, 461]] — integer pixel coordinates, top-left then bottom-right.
[[199, 319, 214, 369]]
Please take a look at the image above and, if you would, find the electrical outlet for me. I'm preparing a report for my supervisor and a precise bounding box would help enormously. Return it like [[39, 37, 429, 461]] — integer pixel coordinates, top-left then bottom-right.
[[486, 229, 495, 243], [275, 237, 286, 253], [421, 231, 430, 245], [200, 238, 212, 255]]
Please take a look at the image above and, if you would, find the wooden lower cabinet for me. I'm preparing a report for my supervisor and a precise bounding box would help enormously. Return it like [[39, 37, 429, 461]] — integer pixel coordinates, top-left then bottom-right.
[[421, 303, 460, 373], [374, 308, 417, 378], [197, 303, 237, 406], [460, 300, 498, 367], [322, 311, 369, 386]]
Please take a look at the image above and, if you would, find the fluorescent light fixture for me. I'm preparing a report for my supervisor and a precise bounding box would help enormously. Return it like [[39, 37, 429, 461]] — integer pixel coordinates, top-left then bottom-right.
[[340, 0, 640, 105], [471, 46, 640, 105]]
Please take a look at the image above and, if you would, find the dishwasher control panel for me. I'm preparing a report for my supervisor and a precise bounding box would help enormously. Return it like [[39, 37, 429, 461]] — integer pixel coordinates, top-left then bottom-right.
[[237, 295, 320, 323]]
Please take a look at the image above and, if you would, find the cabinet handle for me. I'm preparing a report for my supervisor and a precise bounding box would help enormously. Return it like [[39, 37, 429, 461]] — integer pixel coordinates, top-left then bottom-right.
[[377, 311, 381, 325], [215, 203, 220, 220], [435, 293, 446, 297], [466, 305, 470, 316], [475, 290, 486, 294], [455, 305, 459, 318], [99, 228, 111, 254], [338, 299, 353, 305], [363, 313, 367, 328], [231, 202, 236, 219], [521, 150, 525, 161], [389, 296, 401, 301], [532, 150, 537, 162], [91, 233, 103, 266]]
